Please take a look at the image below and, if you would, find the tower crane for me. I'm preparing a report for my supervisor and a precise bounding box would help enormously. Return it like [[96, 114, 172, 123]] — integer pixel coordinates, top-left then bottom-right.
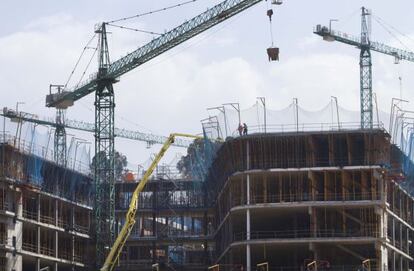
[[44, 0, 270, 265], [1, 107, 192, 148], [314, 7, 414, 129]]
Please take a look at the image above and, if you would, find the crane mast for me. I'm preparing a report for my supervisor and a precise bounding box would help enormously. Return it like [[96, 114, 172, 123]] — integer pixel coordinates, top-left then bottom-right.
[[360, 7, 373, 129], [49, 85, 68, 166], [44, 0, 264, 265], [94, 22, 117, 258], [314, 7, 414, 129]]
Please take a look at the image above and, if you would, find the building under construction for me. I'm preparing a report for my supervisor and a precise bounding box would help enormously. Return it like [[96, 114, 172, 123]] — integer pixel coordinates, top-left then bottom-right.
[[2, 0, 413, 269], [2, 125, 412, 271], [0, 135, 93, 271]]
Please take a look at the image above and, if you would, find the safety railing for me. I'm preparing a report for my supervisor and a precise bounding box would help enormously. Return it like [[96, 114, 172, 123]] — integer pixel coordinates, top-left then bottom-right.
[[59, 249, 72, 261], [231, 122, 385, 137], [22, 242, 37, 253], [73, 223, 89, 234], [57, 218, 71, 230], [249, 192, 383, 204], [40, 214, 55, 225], [74, 253, 84, 263], [22, 209, 37, 221], [226, 192, 383, 213], [233, 228, 380, 242], [40, 245, 55, 257]]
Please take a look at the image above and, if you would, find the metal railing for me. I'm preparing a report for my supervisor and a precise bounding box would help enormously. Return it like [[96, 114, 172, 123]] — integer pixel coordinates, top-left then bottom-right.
[[231, 122, 385, 137], [22, 242, 37, 253], [233, 228, 380, 242], [22, 209, 37, 221], [249, 192, 382, 204], [40, 214, 55, 225], [224, 192, 383, 213], [73, 223, 89, 234], [40, 245, 55, 257]]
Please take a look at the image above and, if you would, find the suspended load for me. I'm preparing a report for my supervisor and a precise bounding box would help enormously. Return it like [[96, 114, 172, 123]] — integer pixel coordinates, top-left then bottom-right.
[[266, 8, 279, 61], [267, 47, 279, 61]]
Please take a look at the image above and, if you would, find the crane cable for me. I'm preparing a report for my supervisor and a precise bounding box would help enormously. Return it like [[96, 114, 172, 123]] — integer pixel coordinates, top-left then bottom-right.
[[66, 0, 199, 90], [372, 15, 414, 45], [106, 23, 162, 36], [107, 0, 198, 24], [266, 1, 275, 46], [64, 33, 98, 89], [74, 43, 99, 90], [372, 15, 413, 51]]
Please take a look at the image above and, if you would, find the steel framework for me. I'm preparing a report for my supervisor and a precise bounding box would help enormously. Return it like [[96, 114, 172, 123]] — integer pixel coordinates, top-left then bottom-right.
[[1, 109, 192, 148]]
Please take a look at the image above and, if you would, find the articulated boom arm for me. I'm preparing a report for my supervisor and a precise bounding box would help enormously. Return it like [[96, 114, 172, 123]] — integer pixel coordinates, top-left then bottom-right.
[[100, 133, 201, 271], [46, 0, 262, 108], [314, 25, 414, 63], [1, 108, 191, 147]]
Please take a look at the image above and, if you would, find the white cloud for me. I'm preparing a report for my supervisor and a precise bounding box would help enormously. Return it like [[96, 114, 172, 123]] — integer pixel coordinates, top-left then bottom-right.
[[268, 53, 360, 110]]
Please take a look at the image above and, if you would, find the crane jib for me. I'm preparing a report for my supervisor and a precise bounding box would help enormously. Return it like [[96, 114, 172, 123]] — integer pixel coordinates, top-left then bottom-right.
[[45, 0, 262, 108]]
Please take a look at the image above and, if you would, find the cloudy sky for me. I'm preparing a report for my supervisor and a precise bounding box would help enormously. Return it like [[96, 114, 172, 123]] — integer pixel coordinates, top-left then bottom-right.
[[1, 0, 414, 166]]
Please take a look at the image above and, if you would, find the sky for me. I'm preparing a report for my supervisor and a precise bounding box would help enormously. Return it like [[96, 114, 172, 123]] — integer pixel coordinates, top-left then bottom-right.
[[0, 0, 414, 168]]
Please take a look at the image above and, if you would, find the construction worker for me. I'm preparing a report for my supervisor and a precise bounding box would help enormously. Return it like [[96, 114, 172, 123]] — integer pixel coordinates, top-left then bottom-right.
[[243, 123, 248, 135], [238, 123, 243, 136]]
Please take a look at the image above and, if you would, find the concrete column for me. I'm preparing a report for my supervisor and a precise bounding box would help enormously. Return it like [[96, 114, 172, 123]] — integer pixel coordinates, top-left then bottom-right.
[[392, 218, 396, 246], [55, 230, 58, 259], [54, 261, 58, 271], [400, 223, 403, 251], [392, 251, 396, 271], [72, 236, 75, 262], [6, 188, 23, 271], [36, 258, 40, 271], [55, 199, 58, 227], [37, 194, 41, 222], [37, 226, 40, 254], [71, 205, 75, 229], [375, 206, 387, 271], [246, 244, 251, 271], [407, 227, 410, 256], [246, 140, 251, 271]]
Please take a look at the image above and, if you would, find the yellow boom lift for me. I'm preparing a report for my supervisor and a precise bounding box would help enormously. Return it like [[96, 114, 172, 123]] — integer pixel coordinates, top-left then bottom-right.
[[100, 133, 201, 271]]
